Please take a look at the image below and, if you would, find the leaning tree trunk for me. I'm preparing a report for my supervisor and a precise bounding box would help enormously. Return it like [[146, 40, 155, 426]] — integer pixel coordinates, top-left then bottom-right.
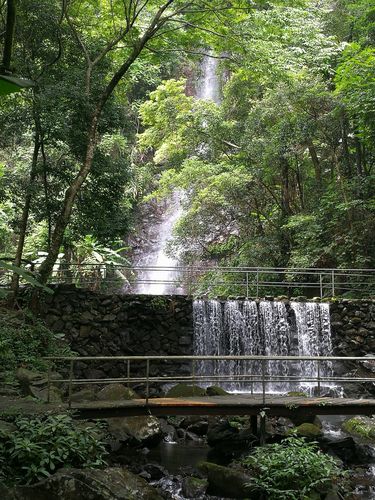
[[9, 110, 41, 300], [36, 1, 172, 285]]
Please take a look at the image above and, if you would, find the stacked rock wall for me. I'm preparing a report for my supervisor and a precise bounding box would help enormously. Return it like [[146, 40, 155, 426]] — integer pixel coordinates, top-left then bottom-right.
[[39, 286, 193, 380], [330, 299, 375, 356], [35, 287, 375, 379]]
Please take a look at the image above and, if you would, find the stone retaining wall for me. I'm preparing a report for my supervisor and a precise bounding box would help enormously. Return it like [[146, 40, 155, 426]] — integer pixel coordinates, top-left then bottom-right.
[[35, 287, 375, 380], [39, 286, 193, 380], [330, 299, 375, 356]]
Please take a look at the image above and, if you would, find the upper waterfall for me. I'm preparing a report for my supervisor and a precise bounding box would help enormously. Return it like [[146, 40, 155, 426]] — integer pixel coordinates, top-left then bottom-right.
[[132, 54, 221, 295]]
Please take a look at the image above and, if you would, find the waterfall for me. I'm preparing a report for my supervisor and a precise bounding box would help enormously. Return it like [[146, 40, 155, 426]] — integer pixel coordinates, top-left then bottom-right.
[[134, 192, 183, 295], [193, 300, 334, 394], [133, 54, 220, 294]]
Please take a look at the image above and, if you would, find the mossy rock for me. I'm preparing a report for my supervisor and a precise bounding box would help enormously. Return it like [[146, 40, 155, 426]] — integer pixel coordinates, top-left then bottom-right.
[[198, 461, 253, 499], [292, 423, 322, 437], [206, 385, 230, 396], [287, 391, 308, 398], [181, 476, 208, 498], [97, 383, 138, 401], [342, 417, 375, 441], [6, 468, 163, 500], [166, 384, 206, 398]]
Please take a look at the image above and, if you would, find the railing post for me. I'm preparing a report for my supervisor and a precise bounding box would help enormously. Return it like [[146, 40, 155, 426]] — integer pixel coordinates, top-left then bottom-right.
[[127, 360, 130, 388], [331, 270, 335, 297], [68, 359, 74, 409], [317, 360, 321, 397], [246, 272, 249, 298], [319, 274, 323, 298], [192, 359, 196, 386], [261, 359, 266, 405], [146, 359, 150, 405], [256, 270, 259, 298]]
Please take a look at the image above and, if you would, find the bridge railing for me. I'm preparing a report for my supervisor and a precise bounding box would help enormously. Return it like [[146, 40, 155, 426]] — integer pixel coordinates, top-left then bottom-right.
[[1, 264, 372, 297], [44, 355, 375, 407]]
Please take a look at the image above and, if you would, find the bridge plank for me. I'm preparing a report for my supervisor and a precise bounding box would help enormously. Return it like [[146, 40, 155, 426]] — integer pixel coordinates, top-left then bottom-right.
[[1, 395, 375, 419]]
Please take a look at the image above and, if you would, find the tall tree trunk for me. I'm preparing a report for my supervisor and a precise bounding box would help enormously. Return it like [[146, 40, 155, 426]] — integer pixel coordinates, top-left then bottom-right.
[[280, 157, 291, 218], [10, 127, 41, 296], [307, 140, 321, 188], [354, 136, 364, 177], [2, 0, 16, 72]]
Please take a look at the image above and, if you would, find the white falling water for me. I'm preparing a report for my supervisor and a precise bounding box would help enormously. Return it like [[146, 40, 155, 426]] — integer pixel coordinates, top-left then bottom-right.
[[291, 301, 333, 392], [134, 54, 220, 294], [193, 300, 334, 393], [134, 193, 183, 295]]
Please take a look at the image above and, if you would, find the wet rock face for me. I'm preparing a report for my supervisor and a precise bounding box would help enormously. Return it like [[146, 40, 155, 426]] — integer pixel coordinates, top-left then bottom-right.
[[2, 468, 163, 500]]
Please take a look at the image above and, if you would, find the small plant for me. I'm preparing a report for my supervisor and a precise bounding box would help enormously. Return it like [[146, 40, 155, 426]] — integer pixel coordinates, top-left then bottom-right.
[[241, 436, 345, 500], [0, 414, 108, 485], [0, 308, 72, 381]]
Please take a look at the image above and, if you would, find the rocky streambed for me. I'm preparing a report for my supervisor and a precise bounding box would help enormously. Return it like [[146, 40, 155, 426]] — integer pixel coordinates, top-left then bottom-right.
[[2, 375, 375, 499]]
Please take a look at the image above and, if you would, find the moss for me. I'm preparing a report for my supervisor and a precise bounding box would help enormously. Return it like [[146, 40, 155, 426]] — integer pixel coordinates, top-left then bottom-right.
[[166, 384, 206, 398], [342, 417, 375, 441], [206, 385, 230, 396], [292, 423, 322, 437], [287, 391, 308, 397]]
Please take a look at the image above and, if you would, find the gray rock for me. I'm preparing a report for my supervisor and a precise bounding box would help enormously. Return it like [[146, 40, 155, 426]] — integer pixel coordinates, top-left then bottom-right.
[[3, 467, 163, 499], [97, 384, 138, 401], [198, 462, 253, 499], [108, 416, 162, 446], [181, 476, 208, 498]]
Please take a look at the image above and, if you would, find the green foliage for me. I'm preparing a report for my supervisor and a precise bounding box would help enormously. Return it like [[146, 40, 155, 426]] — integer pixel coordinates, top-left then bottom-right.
[[0, 414, 107, 485], [241, 437, 344, 500], [342, 416, 375, 441], [0, 309, 72, 380]]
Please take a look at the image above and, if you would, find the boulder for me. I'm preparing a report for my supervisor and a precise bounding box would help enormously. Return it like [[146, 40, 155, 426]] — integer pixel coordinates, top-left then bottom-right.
[[198, 462, 254, 499], [97, 384, 138, 401], [108, 416, 162, 446], [29, 385, 62, 403], [342, 417, 375, 442], [293, 423, 322, 438], [206, 385, 230, 396], [181, 476, 208, 498], [3, 467, 163, 500], [70, 387, 97, 402], [207, 420, 257, 458], [166, 384, 206, 398], [16, 368, 63, 400]]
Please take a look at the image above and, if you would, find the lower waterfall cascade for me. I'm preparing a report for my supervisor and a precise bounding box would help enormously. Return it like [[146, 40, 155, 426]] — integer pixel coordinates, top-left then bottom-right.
[[193, 299, 334, 393]]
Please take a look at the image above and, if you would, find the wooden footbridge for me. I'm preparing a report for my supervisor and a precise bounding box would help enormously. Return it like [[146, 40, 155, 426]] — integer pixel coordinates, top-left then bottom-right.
[[31, 354, 375, 420]]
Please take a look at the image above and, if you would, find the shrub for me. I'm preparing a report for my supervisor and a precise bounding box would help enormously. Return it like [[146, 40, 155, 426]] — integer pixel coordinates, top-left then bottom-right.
[[0, 414, 107, 485], [0, 308, 72, 380], [241, 437, 345, 500]]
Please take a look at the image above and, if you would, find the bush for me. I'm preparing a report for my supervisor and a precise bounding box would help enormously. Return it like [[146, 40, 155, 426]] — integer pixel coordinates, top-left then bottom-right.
[[0, 308, 72, 380], [0, 414, 107, 485], [241, 437, 345, 500]]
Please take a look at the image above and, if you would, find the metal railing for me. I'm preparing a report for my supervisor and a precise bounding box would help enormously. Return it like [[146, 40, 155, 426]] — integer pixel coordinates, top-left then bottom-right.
[[1, 264, 374, 297], [44, 355, 375, 407]]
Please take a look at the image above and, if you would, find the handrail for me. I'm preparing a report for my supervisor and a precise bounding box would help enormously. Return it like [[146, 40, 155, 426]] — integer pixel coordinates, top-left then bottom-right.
[[1, 264, 374, 297], [44, 355, 375, 407]]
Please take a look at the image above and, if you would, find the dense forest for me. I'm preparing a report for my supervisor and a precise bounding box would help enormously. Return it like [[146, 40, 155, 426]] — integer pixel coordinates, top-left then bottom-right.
[[0, 0, 374, 291]]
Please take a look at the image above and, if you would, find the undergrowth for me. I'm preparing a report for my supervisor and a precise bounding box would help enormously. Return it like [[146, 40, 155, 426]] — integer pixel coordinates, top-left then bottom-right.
[[0, 308, 72, 381], [241, 436, 346, 500], [0, 414, 108, 485]]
